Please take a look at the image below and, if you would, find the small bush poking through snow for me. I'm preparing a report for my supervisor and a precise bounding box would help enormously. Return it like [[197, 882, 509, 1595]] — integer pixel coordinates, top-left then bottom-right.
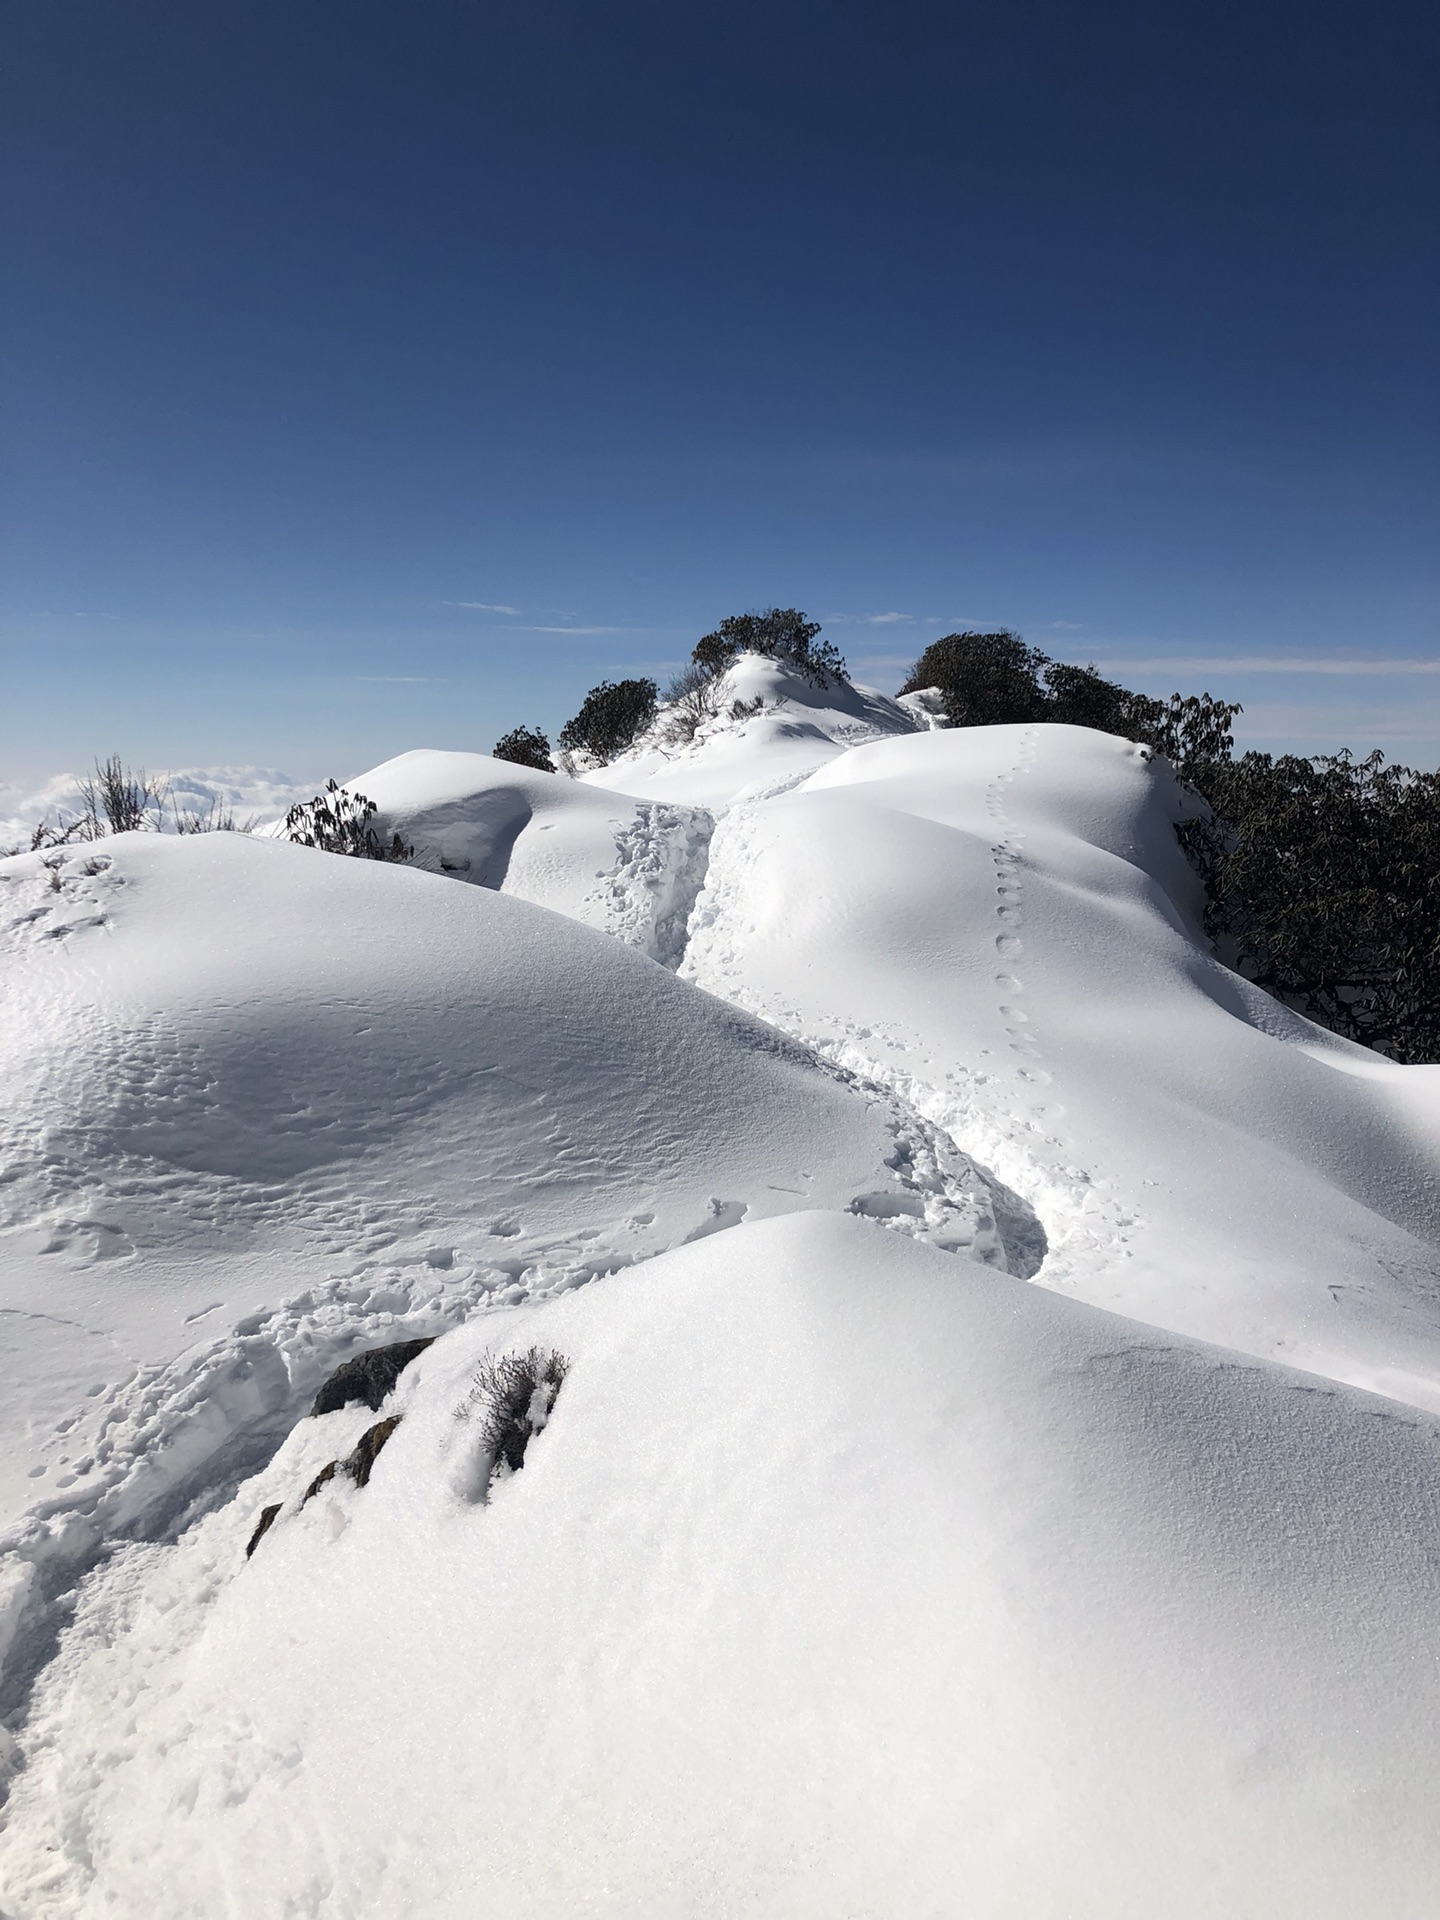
[[659, 663, 724, 745], [492, 726, 554, 771], [283, 779, 414, 862], [454, 1347, 569, 1500]]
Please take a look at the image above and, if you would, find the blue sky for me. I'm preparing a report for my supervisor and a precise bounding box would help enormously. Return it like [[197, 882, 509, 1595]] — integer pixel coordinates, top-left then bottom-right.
[[2, 0, 1436, 784]]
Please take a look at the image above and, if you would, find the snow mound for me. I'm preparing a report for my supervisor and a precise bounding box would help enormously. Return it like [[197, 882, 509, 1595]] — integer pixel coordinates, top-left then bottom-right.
[[682, 721, 1440, 1407], [584, 653, 921, 807], [0, 831, 1035, 1561], [348, 749, 715, 967], [5, 696, 1440, 1910], [7, 1212, 1440, 1918]]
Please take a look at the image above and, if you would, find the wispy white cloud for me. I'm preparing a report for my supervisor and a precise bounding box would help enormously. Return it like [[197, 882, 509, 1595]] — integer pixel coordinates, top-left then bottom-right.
[[1090, 656, 1440, 676], [525, 625, 626, 635], [442, 601, 521, 615], [1045, 621, 1083, 631]]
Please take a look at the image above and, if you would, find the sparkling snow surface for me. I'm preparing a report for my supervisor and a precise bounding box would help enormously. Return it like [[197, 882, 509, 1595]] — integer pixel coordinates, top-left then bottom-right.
[[2, 663, 1439, 1916]]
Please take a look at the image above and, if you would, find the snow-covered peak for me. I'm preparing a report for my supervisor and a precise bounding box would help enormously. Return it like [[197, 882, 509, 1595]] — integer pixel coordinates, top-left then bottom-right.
[[582, 651, 920, 807]]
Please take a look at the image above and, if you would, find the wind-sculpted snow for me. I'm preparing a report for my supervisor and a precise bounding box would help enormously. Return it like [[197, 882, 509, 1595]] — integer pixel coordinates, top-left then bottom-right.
[[344, 748, 716, 966], [0, 828, 1036, 1727], [7, 1215, 1440, 1917], [680, 722, 1440, 1411], [583, 651, 923, 807], [4, 680, 1440, 1912]]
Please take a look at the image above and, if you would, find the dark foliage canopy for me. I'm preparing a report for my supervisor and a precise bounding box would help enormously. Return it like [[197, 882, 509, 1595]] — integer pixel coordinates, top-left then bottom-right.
[[692, 607, 847, 687], [901, 631, 1050, 726], [558, 678, 658, 762], [492, 725, 553, 771], [1181, 750, 1440, 1063]]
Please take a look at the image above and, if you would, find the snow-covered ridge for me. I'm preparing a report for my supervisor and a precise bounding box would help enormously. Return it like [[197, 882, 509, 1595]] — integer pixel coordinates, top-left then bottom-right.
[[2, 664, 1439, 1914]]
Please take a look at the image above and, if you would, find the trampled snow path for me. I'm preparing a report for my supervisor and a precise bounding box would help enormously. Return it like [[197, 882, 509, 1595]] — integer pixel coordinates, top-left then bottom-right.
[[680, 725, 1141, 1285], [583, 800, 715, 969]]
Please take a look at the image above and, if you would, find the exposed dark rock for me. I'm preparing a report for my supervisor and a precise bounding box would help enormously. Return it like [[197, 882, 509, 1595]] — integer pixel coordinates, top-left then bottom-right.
[[300, 1415, 404, 1508], [302, 1459, 340, 1505], [347, 1415, 402, 1488], [245, 1503, 282, 1558], [310, 1338, 435, 1418]]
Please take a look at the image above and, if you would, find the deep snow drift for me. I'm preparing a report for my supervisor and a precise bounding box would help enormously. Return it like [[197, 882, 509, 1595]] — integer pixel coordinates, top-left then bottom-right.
[[0, 830, 1023, 1532], [2, 659, 1439, 1916]]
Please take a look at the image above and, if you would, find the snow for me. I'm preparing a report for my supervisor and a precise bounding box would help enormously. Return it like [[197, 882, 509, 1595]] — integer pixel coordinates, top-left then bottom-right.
[[350, 749, 717, 967], [10, 1214, 1440, 1917], [676, 722, 1440, 1406], [1, 654, 1439, 1913], [579, 652, 922, 807]]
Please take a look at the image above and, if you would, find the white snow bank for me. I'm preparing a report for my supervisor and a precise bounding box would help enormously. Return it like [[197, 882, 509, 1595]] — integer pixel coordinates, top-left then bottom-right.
[[7, 1211, 1440, 1918], [0, 832, 1031, 1540], [682, 722, 1440, 1409], [584, 653, 920, 808], [345, 748, 714, 967]]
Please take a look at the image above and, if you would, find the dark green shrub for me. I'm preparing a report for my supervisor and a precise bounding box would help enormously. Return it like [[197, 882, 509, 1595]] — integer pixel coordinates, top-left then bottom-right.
[[902, 638, 1241, 786], [1042, 661, 1136, 735], [1182, 749, 1440, 1062], [898, 628, 1440, 1060], [900, 631, 1050, 726], [1127, 692, 1242, 788], [558, 679, 658, 762], [492, 726, 553, 771], [691, 608, 847, 687], [283, 779, 413, 862]]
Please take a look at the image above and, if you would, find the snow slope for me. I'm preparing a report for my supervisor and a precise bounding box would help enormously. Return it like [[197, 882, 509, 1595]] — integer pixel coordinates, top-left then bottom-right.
[[8, 1212, 1440, 1918], [3, 656, 1440, 1914], [663, 720, 1440, 1409], [0, 831, 1029, 1540], [350, 748, 715, 968], [581, 652, 921, 807]]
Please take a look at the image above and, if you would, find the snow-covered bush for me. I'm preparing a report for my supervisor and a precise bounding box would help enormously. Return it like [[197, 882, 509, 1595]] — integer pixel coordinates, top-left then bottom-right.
[[78, 755, 169, 837], [558, 680, 657, 763], [282, 779, 413, 862], [172, 797, 251, 834], [454, 1347, 568, 1498], [492, 726, 554, 771]]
